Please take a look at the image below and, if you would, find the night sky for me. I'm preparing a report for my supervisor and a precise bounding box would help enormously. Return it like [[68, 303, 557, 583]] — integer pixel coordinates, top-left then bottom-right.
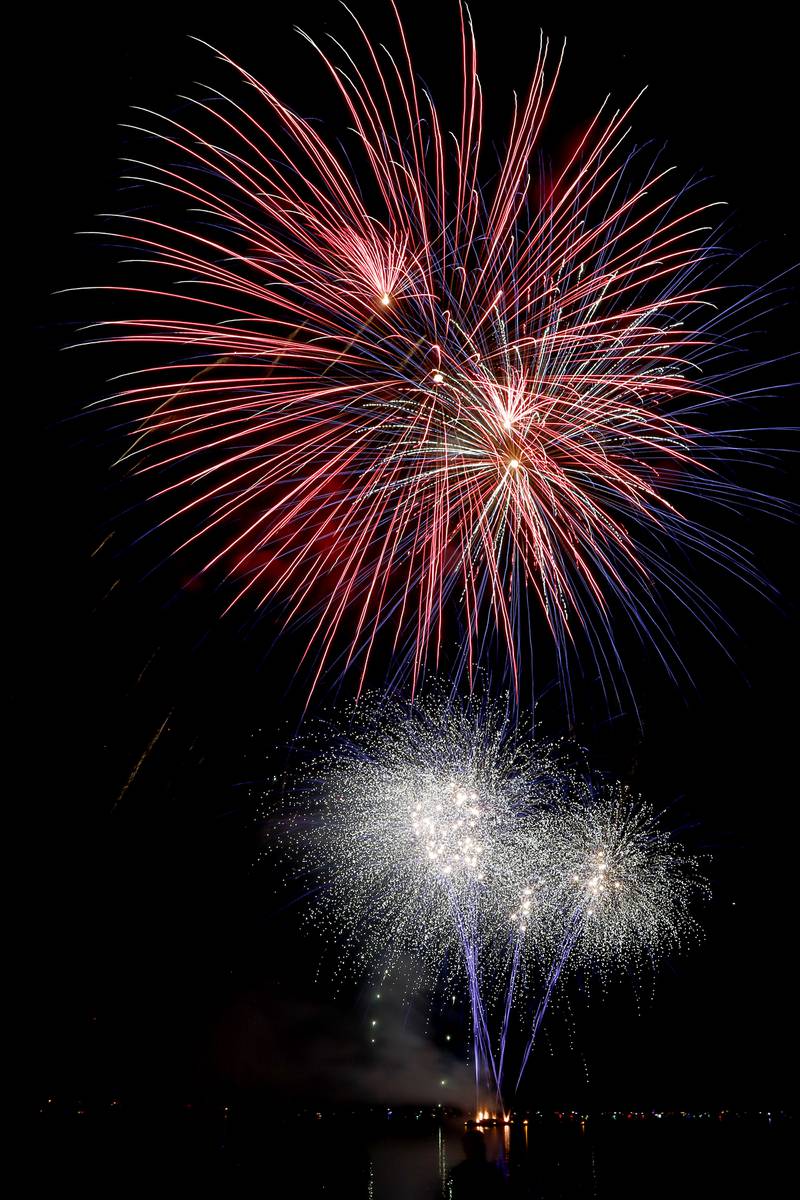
[[28, 1, 796, 1116]]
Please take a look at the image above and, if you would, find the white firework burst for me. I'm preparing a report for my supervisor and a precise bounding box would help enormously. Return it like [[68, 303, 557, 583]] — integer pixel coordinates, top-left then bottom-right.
[[264, 686, 707, 1101]]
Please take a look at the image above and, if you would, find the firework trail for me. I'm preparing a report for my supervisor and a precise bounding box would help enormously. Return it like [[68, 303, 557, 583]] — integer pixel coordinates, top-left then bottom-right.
[[84, 4, 779, 706], [266, 688, 707, 1110]]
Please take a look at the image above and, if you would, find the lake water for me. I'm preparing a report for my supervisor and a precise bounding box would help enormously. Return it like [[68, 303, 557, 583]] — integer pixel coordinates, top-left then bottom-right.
[[287, 1117, 789, 1197], [37, 1107, 790, 1196]]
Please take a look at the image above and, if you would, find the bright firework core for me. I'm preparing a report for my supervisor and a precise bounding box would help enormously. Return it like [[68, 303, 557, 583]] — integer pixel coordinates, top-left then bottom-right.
[[579, 849, 621, 914], [411, 779, 487, 880]]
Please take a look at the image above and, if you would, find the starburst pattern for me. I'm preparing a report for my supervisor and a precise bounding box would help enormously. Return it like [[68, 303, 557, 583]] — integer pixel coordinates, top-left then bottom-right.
[[87, 5, 775, 703]]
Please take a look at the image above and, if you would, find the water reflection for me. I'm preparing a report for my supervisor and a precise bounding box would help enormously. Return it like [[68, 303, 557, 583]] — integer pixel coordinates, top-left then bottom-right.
[[35, 1103, 789, 1197], [361, 1116, 786, 1198]]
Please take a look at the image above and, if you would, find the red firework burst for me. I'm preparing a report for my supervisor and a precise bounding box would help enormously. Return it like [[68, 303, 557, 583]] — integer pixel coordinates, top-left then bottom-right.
[[84, 4, 774, 704]]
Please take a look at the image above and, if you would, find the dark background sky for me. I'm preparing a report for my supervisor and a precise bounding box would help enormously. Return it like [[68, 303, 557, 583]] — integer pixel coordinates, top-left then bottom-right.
[[27, 1, 796, 1113]]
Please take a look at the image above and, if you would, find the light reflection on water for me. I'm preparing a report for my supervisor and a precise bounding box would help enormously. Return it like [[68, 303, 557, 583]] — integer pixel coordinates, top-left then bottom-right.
[[354, 1117, 786, 1199], [363, 1123, 556, 1198], [366, 1120, 598, 1199], [367, 1122, 535, 1198], [36, 1105, 790, 1197]]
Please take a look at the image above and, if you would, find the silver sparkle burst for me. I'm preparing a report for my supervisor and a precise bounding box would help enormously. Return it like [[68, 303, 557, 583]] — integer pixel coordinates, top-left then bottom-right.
[[265, 687, 707, 1099]]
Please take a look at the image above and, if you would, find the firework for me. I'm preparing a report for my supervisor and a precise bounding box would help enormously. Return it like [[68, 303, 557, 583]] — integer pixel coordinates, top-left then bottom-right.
[[266, 688, 707, 1106], [269, 688, 552, 991], [86, 5, 775, 704], [510, 787, 707, 1089]]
